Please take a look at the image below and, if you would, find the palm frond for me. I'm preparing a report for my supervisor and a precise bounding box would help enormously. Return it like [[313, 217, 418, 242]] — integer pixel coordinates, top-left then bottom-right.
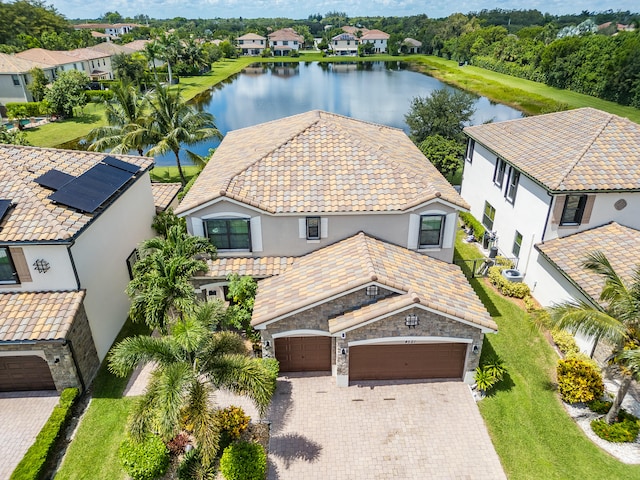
[[108, 334, 177, 377]]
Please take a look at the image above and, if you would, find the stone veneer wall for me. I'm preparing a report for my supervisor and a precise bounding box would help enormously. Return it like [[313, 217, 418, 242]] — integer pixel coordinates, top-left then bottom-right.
[[334, 306, 484, 379], [260, 286, 397, 359], [65, 304, 100, 389]]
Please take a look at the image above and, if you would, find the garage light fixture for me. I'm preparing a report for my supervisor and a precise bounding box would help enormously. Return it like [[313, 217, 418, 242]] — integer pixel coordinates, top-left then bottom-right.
[[264, 341, 271, 348], [366, 285, 379, 296], [341, 348, 347, 355], [405, 314, 419, 328]]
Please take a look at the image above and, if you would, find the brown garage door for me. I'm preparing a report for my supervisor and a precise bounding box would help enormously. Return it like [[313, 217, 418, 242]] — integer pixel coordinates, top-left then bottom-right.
[[349, 343, 467, 381], [0, 356, 55, 392], [275, 336, 331, 372]]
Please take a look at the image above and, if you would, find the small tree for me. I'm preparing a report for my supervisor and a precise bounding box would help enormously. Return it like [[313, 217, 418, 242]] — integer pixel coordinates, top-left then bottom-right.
[[44, 70, 89, 117], [27, 67, 48, 102], [419, 134, 465, 179], [405, 88, 476, 144], [0, 126, 30, 145], [225, 273, 258, 338]]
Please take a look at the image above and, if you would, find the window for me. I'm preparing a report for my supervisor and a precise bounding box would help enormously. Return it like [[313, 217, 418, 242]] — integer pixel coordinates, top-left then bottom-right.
[[205, 218, 251, 250], [0, 248, 18, 284], [512, 231, 523, 257], [306, 217, 320, 240], [505, 169, 520, 204], [126, 249, 139, 280], [482, 202, 496, 230], [493, 158, 506, 187], [418, 215, 445, 248], [465, 139, 475, 162], [283, 41, 289, 45], [560, 195, 587, 225], [239, 40, 244, 44], [11, 75, 20, 86]]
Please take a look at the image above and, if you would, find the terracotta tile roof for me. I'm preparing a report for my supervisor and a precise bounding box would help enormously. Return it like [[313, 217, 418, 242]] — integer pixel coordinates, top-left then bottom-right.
[[66, 47, 110, 61], [361, 30, 390, 40], [122, 40, 150, 51], [196, 256, 295, 280], [14, 48, 80, 66], [0, 145, 153, 242], [177, 110, 467, 215], [465, 107, 640, 192], [342, 26, 369, 35], [88, 42, 136, 55], [268, 28, 304, 42], [0, 290, 85, 341], [150, 183, 181, 212], [404, 38, 422, 47], [0, 52, 52, 74], [536, 222, 640, 303], [237, 33, 266, 40], [252, 233, 495, 331]]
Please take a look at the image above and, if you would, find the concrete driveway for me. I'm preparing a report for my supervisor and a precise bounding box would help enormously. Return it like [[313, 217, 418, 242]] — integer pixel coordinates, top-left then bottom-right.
[[218, 373, 506, 480], [0, 391, 59, 479]]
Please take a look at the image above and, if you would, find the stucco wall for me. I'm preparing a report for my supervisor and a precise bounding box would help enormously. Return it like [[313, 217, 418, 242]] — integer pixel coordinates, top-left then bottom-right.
[[0, 244, 77, 293]]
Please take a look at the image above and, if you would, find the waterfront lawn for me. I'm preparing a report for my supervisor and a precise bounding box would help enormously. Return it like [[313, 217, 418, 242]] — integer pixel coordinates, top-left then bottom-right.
[[454, 233, 640, 479], [55, 320, 149, 480], [150, 165, 200, 183]]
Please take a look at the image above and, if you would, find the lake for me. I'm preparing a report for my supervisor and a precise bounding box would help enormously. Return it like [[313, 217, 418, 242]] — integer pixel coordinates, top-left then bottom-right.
[[152, 61, 523, 166]]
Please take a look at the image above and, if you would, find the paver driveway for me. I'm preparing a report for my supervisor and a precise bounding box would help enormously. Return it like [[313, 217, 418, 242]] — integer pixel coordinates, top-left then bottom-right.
[[219, 373, 506, 480], [0, 391, 59, 479]]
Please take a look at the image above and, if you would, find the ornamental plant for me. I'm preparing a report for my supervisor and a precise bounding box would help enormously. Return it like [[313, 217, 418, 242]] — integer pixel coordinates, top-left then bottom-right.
[[556, 356, 604, 403], [219, 441, 267, 480], [118, 434, 169, 480]]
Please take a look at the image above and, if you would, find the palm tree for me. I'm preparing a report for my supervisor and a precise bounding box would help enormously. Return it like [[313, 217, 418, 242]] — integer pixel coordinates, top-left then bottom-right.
[[86, 81, 150, 156], [128, 225, 216, 332], [158, 33, 181, 85], [143, 40, 162, 81], [548, 251, 640, 424], [109, 302, 276, 467], [145, 83, 222, 186]]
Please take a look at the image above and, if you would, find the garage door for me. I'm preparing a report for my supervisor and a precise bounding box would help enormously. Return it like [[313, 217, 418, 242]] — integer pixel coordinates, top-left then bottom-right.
[[349, 343, 467, 381], [275, 336, 331, 372], [0, 356, 55, 392]]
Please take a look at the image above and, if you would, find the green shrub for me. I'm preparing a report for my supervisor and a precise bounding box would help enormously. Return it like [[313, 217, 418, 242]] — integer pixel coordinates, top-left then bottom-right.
[[6, 101, 45, 118], [488, 266, 531, 298], [556, 357, 604, 403], [178, 448, 215, 480], [474, 355, 507, 395], [217, 406, 250, 441], [118, 434, 169, 480], [10, 388, 79, 480], [551, 328, 580, 356], [261, 357, 279, 391], [494, 256, 515, 269], [523, 295, 537, 312], [459, 211, 485, 241], [591, 418, 640, 443], [587, 399, 612, 415], [219, 441, 266, 480], [86, 90, 114, 102]]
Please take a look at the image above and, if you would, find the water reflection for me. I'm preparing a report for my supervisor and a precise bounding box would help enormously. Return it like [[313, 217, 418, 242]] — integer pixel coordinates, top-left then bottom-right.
[[148, 61, 523, 166]]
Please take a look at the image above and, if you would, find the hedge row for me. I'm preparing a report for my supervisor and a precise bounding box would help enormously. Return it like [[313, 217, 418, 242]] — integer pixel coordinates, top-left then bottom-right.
[[5, 102, 47, 118], [487, 266, 531, 298], [459, 211, 485, 242], [10, 388, 79, 480]]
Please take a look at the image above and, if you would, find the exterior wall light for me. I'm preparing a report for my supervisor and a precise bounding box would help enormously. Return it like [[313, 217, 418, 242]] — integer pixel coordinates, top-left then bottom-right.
[[405, 313, 419, 328], [264, 341, 270, 348], [472, 345, 479, 354], [341, 348, 347, 355]]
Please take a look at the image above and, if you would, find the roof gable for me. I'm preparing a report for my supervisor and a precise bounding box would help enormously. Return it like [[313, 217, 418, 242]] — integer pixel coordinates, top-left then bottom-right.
[[252, 233, 495, 331], [465, 108, 640, 192], [177, 110, 467, 215]]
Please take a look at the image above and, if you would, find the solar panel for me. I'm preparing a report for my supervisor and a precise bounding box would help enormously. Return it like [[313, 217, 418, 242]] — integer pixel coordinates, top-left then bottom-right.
[[102, 155, 140, 174], [34, 169, 75, 191], [0, 199, 11, 223], [48, 163, 135, 213]]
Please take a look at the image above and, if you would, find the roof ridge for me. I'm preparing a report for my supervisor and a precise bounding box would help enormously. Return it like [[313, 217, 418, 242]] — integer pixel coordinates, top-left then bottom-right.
[[359, 233, 379, 282], [554, 112, 614, 190]]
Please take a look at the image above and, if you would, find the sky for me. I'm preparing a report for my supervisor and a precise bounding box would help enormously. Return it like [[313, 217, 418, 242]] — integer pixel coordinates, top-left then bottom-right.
[[46, 0, 638, 21]]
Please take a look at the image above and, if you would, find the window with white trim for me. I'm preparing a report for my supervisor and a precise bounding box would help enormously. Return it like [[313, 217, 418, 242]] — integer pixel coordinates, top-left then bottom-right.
[[482, 201, 496, 230], [306, 217, 320, 240], [512, 231, 523, 257], [204, 218, 251, 251], [505, 168, 520, 204], [465, 139, 475, 162], [493, 158, 506, 187], [418, 215, 445, 248]]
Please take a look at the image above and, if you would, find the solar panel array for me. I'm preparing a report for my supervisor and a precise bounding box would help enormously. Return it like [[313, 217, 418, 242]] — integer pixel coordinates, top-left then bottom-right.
[[34, 169, 75, 190], [45, 156, 141, 214]]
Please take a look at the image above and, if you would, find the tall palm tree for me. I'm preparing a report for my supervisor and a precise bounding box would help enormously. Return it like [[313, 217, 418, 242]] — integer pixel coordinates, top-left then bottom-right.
[[143, 40, 162, 81], [128, 225, 216, 332], [109, 302, 276, 467], [548, 251, 640, 424], [145, 83, 222, 186], [159, 33, 181, 85], [86, 81, 150, 156]]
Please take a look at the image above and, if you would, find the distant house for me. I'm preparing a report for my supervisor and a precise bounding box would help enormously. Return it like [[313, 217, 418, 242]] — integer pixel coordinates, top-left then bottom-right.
[[460, 108, 640, 310], [360, 29, 390, 53], [176, 110, 494, 386], [73, 23, 141, 37], [65, 47, 114, 80], [0, 53, 56, 106], [0, 145, 156, 392], [403, 38, 422, 54], [236, 33, 267, 55], [331, 33, 358, 55], [268, 28, 304, 56], [15, 48, 89, 77]]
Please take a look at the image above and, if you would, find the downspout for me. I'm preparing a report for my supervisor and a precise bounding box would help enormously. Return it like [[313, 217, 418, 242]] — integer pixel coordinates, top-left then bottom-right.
[[67, 245, 81, 290], [541, 192, 554, 244]]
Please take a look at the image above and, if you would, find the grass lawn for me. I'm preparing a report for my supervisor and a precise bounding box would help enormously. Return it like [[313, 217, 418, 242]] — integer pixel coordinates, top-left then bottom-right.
[[55, 320, 150, 480], [454, 232, 640, 479], [150, 165, 200, 183]]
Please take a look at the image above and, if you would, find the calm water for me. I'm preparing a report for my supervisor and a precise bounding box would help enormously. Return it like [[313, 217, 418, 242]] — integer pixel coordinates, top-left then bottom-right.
[[152, 61, 523, 166]]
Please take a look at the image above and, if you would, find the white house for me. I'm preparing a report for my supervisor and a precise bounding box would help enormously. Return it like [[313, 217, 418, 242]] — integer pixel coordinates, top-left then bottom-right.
[[0, 145, 156, 392], [0, 53, 56, 106], [360, 29, 390, 53], [176, 110, 495, 386], [331, 33, 358, 55], [460, 107, 640, 309], [268, 28, 304, 56], [14, 48, 90, 77], [236, 33, 267, 55]]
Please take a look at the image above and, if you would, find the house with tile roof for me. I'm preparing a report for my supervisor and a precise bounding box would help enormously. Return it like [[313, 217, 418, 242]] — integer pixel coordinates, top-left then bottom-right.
[[178, 110, 493, 385], [331, 33, 359, 55], [360, 29, 390, 53], [460, 107, 640, 310], [237, 33, 267, 55], [0, 145, 156, 392], [268, 28, 304, 56], [0, 53, 56, 106], [15, 48, 91, 78]]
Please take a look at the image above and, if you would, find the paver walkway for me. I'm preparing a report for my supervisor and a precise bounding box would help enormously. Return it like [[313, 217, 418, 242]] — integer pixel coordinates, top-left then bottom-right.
[[219, 374, 506, 480], [0, 391, 59, 479]]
